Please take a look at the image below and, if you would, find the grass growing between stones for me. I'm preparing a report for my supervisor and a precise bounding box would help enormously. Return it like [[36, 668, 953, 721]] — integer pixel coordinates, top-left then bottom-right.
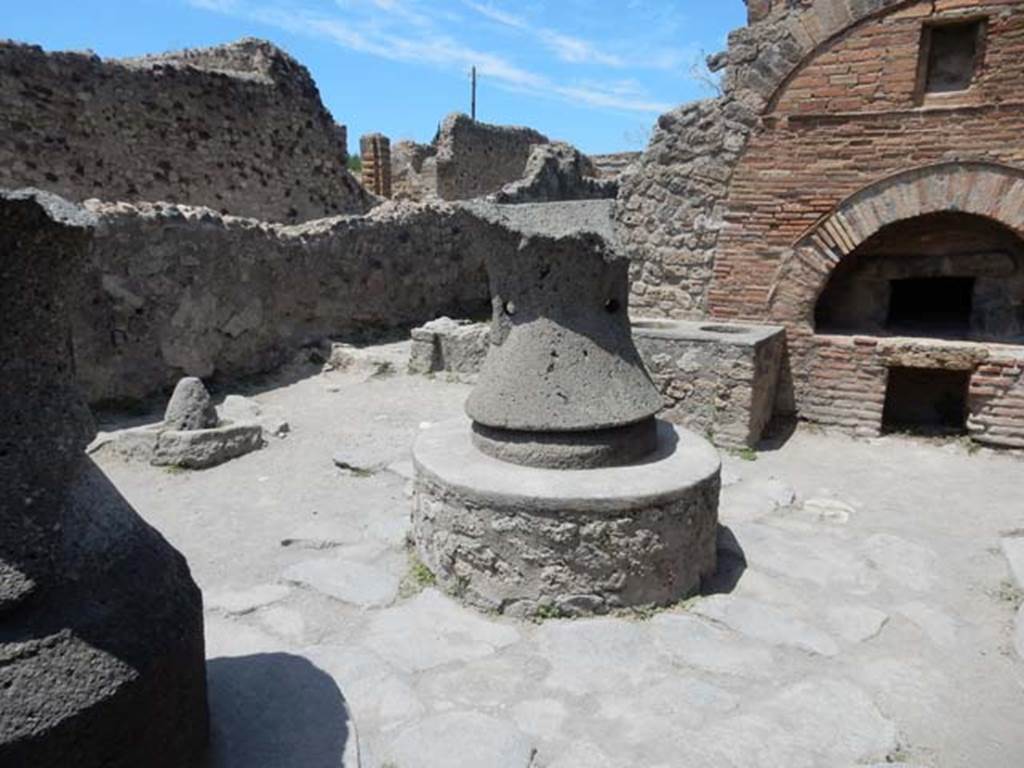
[[732, 447, 758, 462], [531, 603, 568, 622], [399, 553, 436, 598]]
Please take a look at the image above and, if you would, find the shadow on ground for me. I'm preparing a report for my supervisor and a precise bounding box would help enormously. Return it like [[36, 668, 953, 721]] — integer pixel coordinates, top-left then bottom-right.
[[205, 653, 355, 768], [701, 525, 747, 596], [756, 415, 798, 452]]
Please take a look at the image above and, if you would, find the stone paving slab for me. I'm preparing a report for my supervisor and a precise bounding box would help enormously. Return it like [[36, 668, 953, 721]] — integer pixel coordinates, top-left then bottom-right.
[[91, 362, 1024, 767]]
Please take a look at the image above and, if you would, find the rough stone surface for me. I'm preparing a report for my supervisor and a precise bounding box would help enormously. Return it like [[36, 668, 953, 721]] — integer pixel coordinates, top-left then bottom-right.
[[383, 711, 535, 768], [365, 590, 521, 672], [90, 345, 1024, 767], [589, 151, 640, 180], [283, 552, 403, 609], [0, 39, 370, 222], [88, 413, 265, 469], [218, 395, 290, 438], [470, 417, 658, 470], [634, 318, 786, 448], [0, 189, 208, 768], [413, 418, 720, 616], [1016, 605, 1024, 660], [407, 314, 787, 450], [1001, 535, 1024, 590], [72, 199, 492, 404], [408, 317, 491, 377], [391, 113, 550, 201], [491, 142, 616, 204], [464, 201, 661, 434], [164, 376, 219, 431], [691, 594, 840, 656], [152, 422, 264, 469]]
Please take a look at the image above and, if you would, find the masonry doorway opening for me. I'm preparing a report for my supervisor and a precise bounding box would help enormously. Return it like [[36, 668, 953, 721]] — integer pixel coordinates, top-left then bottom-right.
[[815, 212, 1024, 342], [882, 367, 970, 435]]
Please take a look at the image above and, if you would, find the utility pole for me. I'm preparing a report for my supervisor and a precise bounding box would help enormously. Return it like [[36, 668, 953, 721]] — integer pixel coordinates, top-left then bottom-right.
[[471, 66, 477, 121]]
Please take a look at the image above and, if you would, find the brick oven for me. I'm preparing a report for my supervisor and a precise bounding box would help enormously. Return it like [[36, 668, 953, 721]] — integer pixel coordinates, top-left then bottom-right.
[[619, 0, 1024, 447]]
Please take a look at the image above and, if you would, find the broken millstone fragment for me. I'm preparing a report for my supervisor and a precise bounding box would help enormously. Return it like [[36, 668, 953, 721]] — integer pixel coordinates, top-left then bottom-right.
[[164, 376, 218, 431]]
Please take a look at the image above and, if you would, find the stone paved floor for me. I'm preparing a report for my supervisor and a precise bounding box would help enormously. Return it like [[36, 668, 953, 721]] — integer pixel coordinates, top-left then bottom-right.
[[93, 346, 1024, 768]]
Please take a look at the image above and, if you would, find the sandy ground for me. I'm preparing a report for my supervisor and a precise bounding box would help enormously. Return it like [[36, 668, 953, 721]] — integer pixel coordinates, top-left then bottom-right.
[[93, 345, 1024, 768]]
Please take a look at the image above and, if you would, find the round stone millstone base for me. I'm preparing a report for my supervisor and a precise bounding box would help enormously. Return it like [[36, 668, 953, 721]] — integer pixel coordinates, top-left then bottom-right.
[[470, 417, 659, 469], [412, 418, 721, 618]]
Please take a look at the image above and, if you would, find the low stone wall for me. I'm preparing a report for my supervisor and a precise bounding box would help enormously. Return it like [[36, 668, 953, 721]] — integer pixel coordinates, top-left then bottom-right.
[[0, 38, 371, 222], [408, 317, 490, 377], [634, 319, 786, 448], [73, 200, 493, 404]]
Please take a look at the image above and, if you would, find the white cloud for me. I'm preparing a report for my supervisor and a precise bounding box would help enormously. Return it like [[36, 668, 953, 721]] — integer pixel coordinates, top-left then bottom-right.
[[186, 0, 676, 114], [186, 0, 240, 11]]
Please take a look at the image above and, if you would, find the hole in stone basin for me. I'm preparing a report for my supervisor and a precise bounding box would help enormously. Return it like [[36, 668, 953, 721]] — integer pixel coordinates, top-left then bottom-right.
[[699, 324, 749, 334], [604, 299, 620, 314], [882, 366, 969, 435]]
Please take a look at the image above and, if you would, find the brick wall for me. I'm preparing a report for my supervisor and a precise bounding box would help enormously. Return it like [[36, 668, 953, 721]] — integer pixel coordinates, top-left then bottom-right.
[[710, 1, 1024, 322], [968, 353, 1024, 447], [360, 133, 392, 198], [619, 0, 1024, 439]]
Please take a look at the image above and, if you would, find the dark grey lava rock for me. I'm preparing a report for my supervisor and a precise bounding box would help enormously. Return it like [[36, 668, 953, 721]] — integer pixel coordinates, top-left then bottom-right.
[[164, 376, 219, 431], [462, 202, 662, 467], [0, 189, 209, 768]]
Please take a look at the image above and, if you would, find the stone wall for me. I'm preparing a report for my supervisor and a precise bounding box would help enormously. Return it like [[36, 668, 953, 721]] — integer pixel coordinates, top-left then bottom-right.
[[73, 200, 493, 404], [590, 152, 641, 179], [0, 38, 371, 222], [391, 140, 439, 202], [390, 113, 551, 201], [435, 113, 550, 200], [490, 142, 617, 204]]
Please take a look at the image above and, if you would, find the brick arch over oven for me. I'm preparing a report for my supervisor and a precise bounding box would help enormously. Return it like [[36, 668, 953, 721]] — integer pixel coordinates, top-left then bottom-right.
[[768, 161, 1024, 327]]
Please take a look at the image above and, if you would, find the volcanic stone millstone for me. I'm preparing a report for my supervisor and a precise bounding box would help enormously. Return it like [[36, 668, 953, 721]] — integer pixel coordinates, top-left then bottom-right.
[[0, 189, 209, 768], [466, 229, 662, 433]]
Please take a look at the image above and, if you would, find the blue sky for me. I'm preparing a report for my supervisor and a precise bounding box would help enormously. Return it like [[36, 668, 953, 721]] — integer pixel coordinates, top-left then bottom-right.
[[5, 1, 745, 154]]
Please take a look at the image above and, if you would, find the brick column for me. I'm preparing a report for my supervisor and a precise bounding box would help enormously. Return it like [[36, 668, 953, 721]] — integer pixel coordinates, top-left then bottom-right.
[[360, 133, 392, 198]]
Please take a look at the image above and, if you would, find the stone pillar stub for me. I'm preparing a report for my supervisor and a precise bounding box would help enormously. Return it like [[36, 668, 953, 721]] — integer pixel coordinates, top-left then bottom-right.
[[0, 188, 209, 768]]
